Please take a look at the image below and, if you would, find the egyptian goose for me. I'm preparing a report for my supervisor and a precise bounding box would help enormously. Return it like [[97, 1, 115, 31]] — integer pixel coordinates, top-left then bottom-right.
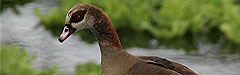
[[58, 4, 198, 75]]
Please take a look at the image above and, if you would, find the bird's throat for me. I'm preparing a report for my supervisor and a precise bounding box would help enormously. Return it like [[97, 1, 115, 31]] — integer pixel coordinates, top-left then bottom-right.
[[88, 7, 138, 75], [89, 10, 121, 48]]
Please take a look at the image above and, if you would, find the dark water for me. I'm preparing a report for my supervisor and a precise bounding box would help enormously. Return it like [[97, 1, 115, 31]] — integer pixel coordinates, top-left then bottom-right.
[[1, 0, 240, 75]]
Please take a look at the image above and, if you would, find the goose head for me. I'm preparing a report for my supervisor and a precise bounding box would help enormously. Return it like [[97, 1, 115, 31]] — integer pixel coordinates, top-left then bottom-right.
[[58, 4, 95, 43]]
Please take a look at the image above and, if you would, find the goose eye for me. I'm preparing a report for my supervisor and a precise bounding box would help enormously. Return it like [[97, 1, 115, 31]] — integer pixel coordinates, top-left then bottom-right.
[[76, 16, 80, 19], [70, 9, 87, 23]]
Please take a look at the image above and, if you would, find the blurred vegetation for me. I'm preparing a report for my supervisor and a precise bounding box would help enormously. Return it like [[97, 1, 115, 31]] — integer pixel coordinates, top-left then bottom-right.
[[34, 0, 240, 53], [0, 45, 101, 75], [75, 62, 101, 75], [0, 45, 57, 75], [1, 0, 34, 14]]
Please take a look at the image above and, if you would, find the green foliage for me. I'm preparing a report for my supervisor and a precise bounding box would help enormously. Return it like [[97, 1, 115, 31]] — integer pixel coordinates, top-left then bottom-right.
[[152, 0, 240, 53], [75, 62, 101, 75], [1, 0, 34, 14], [0, 45, 57, 75], [0, 45, 101, 75], [34, 0, 240, 53]]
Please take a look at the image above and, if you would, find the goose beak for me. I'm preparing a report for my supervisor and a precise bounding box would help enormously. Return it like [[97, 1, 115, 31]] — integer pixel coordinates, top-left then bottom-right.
[[58, 26, 76, 43]]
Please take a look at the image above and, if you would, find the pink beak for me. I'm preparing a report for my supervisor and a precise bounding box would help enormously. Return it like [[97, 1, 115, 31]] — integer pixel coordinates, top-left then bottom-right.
[[58, 26, 76, 43]]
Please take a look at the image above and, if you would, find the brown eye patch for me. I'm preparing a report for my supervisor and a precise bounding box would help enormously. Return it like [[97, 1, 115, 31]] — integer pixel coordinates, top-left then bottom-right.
[[70, 9, 87, 23]]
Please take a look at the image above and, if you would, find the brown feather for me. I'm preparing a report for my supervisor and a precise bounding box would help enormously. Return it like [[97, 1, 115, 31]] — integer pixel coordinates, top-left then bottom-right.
[[139, 56, 198, 75], [126, 60, 181, 75]]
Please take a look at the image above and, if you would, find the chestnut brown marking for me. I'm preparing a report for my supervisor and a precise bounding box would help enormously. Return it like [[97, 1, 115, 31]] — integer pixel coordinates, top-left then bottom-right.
[[70, 9, 87, 23]]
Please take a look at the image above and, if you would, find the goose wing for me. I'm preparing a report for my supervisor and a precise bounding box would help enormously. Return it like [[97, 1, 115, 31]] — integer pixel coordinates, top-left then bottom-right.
[[138, 56, 198, 75], [126, 60, 181, 75]]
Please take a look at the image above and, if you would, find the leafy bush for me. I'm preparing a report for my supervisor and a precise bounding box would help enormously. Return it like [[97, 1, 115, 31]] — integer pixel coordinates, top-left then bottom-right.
[[1, 0, 34, 14], [34, 0, 240, 53], [0, 45, 57, 75], [0, 45, 101, 75], [75, 62, 101, 75]]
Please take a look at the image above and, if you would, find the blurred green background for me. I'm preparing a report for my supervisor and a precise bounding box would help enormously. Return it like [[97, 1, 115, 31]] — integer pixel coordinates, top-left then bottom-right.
[[34, 0, 240, 53]]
